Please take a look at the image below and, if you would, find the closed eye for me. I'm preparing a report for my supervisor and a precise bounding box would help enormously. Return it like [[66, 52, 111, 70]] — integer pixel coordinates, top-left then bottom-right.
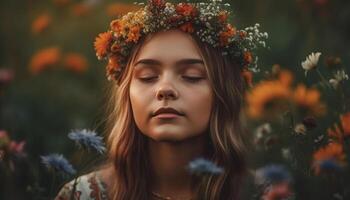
[[138, 76, 158, 82], [138, 76, 204, 83], [182, 76, 204, 82]]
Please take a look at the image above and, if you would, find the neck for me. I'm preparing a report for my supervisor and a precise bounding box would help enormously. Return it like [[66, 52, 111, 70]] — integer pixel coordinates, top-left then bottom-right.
[[148, 134, 209, 199]]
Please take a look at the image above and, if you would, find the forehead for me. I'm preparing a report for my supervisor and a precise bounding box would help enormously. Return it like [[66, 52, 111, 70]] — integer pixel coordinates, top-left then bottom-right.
[[134, 29, 203, 61]]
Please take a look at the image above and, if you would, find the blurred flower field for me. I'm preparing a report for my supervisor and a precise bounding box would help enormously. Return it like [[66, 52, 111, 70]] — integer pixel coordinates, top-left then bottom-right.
[[0, 0, 350, 199]]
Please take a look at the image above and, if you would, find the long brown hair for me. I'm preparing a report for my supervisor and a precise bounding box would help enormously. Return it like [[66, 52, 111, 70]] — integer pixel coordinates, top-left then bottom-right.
[[103, 31, 247, 200]]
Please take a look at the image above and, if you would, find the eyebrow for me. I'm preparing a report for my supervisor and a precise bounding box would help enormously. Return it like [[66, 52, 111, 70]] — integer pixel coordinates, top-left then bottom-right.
[[134, 58, 204, 67]]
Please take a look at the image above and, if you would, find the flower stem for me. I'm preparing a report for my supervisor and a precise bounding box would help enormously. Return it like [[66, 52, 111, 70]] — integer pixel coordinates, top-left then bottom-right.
[[49, 172, 56, 198], [316, 69, 330, 89]]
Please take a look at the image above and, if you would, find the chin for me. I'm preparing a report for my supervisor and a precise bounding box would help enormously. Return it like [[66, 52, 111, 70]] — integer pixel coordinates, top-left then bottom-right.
[[149, 132, 187, 143], [147, 129, 203, 143]]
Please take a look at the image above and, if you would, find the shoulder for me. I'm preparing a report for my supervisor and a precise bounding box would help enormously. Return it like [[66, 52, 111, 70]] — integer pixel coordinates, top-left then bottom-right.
[[55, 171, 108, 200]]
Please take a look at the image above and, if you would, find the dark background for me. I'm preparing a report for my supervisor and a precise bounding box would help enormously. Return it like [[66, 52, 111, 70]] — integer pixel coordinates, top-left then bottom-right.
[[1, 0, 349, 199]]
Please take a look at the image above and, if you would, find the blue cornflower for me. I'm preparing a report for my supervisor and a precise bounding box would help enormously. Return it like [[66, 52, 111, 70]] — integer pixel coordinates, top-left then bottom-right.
[[68, 129, 106, 154], [187, 158, 224, 176], [41, 154, 76, 176], [318, 159, 343, 172], [255, 164, 291, 185]]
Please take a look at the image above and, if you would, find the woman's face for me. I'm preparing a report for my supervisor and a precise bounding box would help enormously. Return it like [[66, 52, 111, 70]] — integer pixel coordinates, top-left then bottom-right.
[[129, 29, 213, 142]]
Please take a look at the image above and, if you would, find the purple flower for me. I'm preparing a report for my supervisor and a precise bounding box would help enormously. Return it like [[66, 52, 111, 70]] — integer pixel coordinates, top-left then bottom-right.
[[41, 154, 76, 176], [255, 164, 291, 185], [68, 129, 106, 154], [187, 158, 223, 176]]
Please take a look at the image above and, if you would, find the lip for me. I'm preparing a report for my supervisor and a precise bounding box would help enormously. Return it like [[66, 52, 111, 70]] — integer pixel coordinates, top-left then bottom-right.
[[152, 107, 184, 119], [155, 113, 181, 119]]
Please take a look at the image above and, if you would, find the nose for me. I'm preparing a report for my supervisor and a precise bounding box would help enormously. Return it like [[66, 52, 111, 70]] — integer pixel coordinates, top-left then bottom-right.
[[156, 83, 179, 101]]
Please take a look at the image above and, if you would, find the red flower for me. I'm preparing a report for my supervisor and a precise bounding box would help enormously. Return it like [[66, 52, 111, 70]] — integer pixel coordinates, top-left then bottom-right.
[[239, 31, 247, 39], [219, 24, 236, 46], [0, 68, 14, 86], [150, 0, 166, 8], [262, 182, 292, 200], [179, 22, 194, 33], [176, 3, 197, 17], [243, 51, 253, 64], [218, 11, 228, 23], [9, 141, 26, 155]]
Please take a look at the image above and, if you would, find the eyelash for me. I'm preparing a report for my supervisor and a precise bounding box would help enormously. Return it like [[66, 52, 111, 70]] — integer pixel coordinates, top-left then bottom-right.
[[138, 76, 204, 83], [182, 76, 204, 82], [138, 76, 157, 82]]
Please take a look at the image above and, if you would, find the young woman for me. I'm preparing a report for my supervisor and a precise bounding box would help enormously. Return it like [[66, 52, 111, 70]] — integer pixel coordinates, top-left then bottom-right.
[[55, 0, 267, 199]]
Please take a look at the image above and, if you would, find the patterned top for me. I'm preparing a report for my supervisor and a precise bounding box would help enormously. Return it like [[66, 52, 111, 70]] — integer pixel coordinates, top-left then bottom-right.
[[55, 171, 108, 200]]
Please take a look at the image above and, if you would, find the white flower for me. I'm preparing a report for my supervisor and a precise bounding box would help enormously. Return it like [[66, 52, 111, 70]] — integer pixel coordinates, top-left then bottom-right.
[[281, 148, 291, 160], [329, 70, 349, 89], [301, 52, 322, 76], [334, 70, 349, 81], [329, 79, 339, 89], [254, 123, 271, 144], [294, 123, 307, 135]]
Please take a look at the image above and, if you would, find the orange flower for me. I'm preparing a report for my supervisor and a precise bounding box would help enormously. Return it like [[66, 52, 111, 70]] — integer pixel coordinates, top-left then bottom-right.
[[278, 70, 294, 87], [126, 26, 141, 43], [179, 22, 194, 33], [312, 142, 346, 175], [29, 47, 61, 74], [219, 24, 236, 46], [71, 3, 90, 16], [31, 14, 51, 34], [111, 43, 121, 53], [218, 11, 228, 23], [110, 20, 125, 35], [293, 84, 326, 116], [241, 69, 253, 87], [243, 51, 253, 64], [94, 32, 113, 58], [106, 56, 120, 75], [246, 80, 292, 119], [313, 143, 345, 162], [176, 3, 197, 17], [327, 123, 343, 143], [239, 31, 247, 39], [63, 53, 88, 73], [106, 3, 141, 17], [340, 112, 350, 136], [227, 24, 236, 35]]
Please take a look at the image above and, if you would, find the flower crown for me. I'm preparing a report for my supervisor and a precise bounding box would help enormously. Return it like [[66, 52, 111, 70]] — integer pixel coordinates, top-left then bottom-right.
[[94, 0, 268, 81]]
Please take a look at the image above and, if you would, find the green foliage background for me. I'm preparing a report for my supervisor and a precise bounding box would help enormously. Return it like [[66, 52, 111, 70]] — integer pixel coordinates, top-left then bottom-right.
[[0, 0, 349, 199]]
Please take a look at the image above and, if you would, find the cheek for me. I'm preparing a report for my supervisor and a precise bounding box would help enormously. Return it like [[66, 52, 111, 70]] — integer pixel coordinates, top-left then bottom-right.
[[185, 86, 213, 127], [129, 81, 150, 126]]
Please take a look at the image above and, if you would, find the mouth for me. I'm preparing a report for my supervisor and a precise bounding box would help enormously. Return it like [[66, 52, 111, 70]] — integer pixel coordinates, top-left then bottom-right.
[[154, 113, 182, 119], [152, 107, 184, 119]]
